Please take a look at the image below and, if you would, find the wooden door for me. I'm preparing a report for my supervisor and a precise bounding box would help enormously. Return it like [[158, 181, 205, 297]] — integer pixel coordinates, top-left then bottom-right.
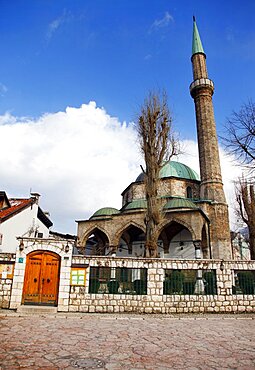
[[22, 251, 60, 306]]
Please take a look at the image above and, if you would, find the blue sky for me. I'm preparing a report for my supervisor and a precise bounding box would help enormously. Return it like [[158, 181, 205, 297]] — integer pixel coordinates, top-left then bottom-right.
[[0, 1, 253, 233], [1, 0, 254, 139]]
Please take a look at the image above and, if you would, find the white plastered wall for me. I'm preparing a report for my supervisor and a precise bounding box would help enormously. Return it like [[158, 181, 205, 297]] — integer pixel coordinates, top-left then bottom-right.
[[0, 203, 50, 253]]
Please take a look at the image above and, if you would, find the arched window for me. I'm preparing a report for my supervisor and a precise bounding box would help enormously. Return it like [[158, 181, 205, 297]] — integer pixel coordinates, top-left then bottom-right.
[[187, 186, 192, 199]]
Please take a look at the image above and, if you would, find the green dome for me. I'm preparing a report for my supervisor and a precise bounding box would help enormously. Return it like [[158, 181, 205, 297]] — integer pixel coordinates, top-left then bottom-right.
[[123, 199, 147, 211], [90, 207, 120, 219], [164, 198, 198, 210], [136, 161, 199, 182]]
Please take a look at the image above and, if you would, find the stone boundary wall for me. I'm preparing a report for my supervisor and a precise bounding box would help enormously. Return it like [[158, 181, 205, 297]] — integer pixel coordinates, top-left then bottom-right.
[[69, 256, 255, 314], [0, 278, 13, 308], [0, 254, 15, 308]]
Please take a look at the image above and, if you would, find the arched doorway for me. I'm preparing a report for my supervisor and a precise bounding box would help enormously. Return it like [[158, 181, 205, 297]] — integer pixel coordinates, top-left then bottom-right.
[[22, 251, 60, 306], [117, 225, 145, 257], [158, 221, 195, 259], [82, 228, 110, 256]]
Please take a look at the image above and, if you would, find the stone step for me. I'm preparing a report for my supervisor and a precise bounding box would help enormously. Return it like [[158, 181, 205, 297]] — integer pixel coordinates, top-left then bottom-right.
[[17, 305, 58, 314]]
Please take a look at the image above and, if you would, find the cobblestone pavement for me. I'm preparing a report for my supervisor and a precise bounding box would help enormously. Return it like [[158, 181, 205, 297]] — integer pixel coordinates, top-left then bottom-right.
[[0, 312, 255, 370]]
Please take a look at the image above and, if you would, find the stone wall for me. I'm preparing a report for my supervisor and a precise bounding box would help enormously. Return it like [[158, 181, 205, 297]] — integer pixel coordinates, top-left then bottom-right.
[[68, 256, 255, 313], [0, 278, 13, 308], [0, 253, 15, 308]]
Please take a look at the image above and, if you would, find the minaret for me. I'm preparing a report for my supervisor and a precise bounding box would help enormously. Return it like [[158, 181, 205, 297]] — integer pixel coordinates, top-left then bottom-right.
[[190, 17, 232, 259]]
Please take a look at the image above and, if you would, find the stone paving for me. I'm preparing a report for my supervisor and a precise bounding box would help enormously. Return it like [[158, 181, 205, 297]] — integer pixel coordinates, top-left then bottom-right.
[[0, 311, 255, 369]]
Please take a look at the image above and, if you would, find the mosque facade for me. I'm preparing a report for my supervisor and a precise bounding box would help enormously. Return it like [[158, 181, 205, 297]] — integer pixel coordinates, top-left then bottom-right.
[[76, 18, 232, 261]]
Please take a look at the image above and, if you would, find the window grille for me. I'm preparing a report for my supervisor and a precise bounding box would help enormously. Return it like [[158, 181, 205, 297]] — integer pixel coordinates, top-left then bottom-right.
[[233, 271, 255, 294], [89, 267, 147, 295], [163, 269, 217, 295]]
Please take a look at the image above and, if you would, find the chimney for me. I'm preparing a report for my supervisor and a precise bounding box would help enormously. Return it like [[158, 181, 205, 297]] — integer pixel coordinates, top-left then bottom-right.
[[30, 192, 41, 205]]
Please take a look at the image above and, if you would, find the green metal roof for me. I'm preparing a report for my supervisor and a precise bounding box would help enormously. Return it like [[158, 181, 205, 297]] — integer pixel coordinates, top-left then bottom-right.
[[123, 199, 147, 211], [90, 207, 120, 219], [160, 161, 199, 180], [136, 161, 199, 182], [164, 198, 198, 210], [192, 17, 205, 56]]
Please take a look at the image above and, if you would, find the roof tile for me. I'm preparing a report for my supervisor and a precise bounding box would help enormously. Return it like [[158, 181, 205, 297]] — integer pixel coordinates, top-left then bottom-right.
[[0, 198, 33, 222]]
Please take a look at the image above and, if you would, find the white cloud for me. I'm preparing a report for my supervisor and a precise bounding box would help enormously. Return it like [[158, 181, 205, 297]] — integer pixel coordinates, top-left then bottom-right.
[[0, 104, 242, 234], [144, 54, 152, 61], [151, 11, 174, 31], [46, 10, 71, 40], [0, 102, 141, 233], [0, 83, 7, 96]]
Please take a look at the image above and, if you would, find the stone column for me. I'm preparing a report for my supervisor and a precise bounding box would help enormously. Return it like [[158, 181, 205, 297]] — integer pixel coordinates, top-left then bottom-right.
[[132, 269, 141, 281], [110, 245, 117, 257], [194, 240, 205, 294]]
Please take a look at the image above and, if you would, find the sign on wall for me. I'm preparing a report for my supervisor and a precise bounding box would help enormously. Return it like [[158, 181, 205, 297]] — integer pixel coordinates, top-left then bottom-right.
[[70, 268, 87, 286], [0, 263, 14, 279]]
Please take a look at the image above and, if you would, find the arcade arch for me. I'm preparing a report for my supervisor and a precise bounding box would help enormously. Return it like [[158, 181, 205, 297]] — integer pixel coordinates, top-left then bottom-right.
[[158, 221, 196, 259]]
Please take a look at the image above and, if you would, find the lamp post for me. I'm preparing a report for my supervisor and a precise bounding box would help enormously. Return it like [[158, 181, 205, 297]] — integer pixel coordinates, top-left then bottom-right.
[[19, 239, 24, 252]]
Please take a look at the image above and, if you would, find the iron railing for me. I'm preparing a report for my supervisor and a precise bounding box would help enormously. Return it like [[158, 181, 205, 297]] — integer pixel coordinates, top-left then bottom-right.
[[163, 269, 217, 295], [89, 267, 147, 295], [233, 271, 255, 294]]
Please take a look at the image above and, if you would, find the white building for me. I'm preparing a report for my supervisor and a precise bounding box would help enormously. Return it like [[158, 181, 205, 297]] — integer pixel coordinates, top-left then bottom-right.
[[0, 191, 53, 253], [231, 231, 251, 260]]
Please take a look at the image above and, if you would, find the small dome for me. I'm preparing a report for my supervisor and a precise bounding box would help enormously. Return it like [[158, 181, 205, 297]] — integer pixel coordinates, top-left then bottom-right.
[[123, 199, 147, 211], [164, 198, 198, 210], [135, 172, 145, 182], [90, 207, 120, 219], [135, 161, 199, 182]]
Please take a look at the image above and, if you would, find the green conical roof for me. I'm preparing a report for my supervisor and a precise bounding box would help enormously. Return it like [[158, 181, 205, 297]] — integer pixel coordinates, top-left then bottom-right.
[[136, 161, 200, 182], [192, 17, 205, 56], [123, 199, 147, 211], [164, 198, 198, 210], [90, 207, 120, 219]]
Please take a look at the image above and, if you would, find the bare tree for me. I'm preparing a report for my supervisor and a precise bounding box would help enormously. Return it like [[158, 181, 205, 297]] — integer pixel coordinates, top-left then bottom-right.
[[235, 179, 255, 260], [222, 100, 255, 259], [137, 91, 178, 258], [222, 100, 255, 172]]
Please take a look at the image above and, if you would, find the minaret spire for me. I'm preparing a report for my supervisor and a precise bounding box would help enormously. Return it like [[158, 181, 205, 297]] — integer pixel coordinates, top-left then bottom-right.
[[190, 18, 222, 201], [192, 16, 205, 56], [189, 18, 231, 259]]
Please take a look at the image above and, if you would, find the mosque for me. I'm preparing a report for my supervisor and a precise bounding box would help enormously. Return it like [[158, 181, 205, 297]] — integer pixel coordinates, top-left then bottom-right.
[[5, 19, 253, 314], [76, 18, 232, 261]]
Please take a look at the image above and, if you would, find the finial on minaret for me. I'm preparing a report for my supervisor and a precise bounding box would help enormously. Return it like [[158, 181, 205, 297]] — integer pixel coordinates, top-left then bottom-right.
[[192, 17, 205, 56]]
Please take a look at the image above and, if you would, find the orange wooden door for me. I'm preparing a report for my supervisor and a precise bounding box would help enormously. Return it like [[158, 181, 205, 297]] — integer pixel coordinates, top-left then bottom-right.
[[41, 253, 60, 305], [22, 251, 60, 306], [22, 252, 42, 304]]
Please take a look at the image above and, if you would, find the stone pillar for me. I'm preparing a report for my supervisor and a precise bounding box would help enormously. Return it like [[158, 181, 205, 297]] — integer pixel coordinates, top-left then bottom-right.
[[194, 240, 205, 294], [132, 269, 141, 281], [110, 268, 116, 279], [194, 240, 202, 259], [110, 245, 117, 257]]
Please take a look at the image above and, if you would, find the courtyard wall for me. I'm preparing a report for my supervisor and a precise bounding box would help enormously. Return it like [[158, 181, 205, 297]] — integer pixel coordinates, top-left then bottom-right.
[[69, 256, 255, 314], [0, 253, 15, 308], [1, 251, 255, 313]]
